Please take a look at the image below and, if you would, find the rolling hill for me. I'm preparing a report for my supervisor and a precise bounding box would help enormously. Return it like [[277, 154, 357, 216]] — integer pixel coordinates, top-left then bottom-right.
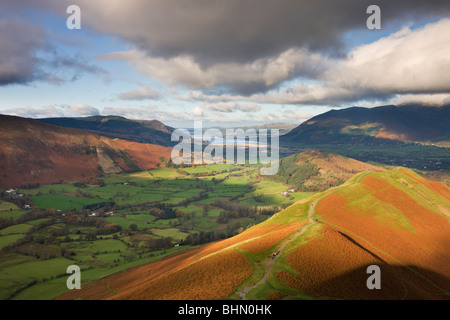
[[0, 115, 171, 188], [37, 115, 175, 147], [58, 167, 450, 300], [267, 150, 385, 191], [281, 104, 450, 145], [280, 104, 450, 171]]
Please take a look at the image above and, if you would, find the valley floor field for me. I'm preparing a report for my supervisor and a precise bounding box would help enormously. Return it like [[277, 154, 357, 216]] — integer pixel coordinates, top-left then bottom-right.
[[0, 163, 312, 300], [56, 168, 450, 300], [2, 158, 449, 300]]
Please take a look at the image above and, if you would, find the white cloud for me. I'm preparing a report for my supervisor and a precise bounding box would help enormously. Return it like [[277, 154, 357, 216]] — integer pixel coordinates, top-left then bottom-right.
[[3, 1, 450, 126], [204, 102, 261, 113], [3, 105, 65, 118], [69, 104, 100, 116], [118, 86, 161, 101], [191, 106, 206, 118], [101, 105, 188, 123], [326, 19, 450, 96], [186, 18, 450, 107], [386, 93, 450, 106], [98, 48, 328, 94], [2, 104, 100, 118]]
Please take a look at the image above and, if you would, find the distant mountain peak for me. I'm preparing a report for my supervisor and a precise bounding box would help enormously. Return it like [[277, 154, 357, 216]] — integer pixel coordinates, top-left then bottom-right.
[[37, 115, 175, 147], [0, 114, 171, 188], [282, 104, 450, 145]]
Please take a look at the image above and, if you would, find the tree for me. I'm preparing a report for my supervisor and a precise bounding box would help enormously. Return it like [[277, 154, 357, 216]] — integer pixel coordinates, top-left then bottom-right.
[[86, 230, 97, 241]]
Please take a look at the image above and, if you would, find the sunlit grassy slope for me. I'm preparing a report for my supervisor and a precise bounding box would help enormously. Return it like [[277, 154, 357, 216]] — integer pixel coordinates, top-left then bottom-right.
[[58, 168, 450, 300]]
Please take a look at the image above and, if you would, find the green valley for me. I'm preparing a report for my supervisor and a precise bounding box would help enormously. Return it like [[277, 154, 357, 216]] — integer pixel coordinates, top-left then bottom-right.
[[0, 163, 312, 300]]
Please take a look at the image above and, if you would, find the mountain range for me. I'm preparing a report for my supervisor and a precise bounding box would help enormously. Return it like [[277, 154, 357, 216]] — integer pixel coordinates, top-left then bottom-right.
[[280, 104, 450, 171], [0, 104, 449, 300], [0, 115, 171, 188], [38, 115, 175, 147], [2, 103, 449, 187], [282, 104, 450, 145]]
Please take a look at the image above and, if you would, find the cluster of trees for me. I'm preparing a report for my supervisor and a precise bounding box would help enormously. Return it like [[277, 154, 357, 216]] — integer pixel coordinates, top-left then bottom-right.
[[213, 199, 258, 222], [175, 191, 209, 207], [213, 199, 278, 224], [3, 224, 79, 259], [0, 208, 55, 232], [157, 157, 178, 168], [211, 176, 228, 185], [148, 206, 180, 220], [18, 182, 41, 189], [72, 181, 88, 188], [182, 230, 229, 246], [72, 178, 106, 188], [272, 156, 319, 189], [14, 243, 61, 260], [61, 214, 121, 236], [143, 237, 173, 251], [83, 201, 115, 210]]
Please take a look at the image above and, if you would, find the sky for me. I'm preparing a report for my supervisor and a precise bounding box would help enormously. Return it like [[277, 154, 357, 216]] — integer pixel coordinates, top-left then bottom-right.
[[1, 0, 450, 128]]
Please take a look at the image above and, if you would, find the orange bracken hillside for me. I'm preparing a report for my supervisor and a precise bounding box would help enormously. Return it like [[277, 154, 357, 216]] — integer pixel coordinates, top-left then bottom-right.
[[276, 225, 407, 299], [283, 169, 450, 299], [58, 168, 450, 300], [58, 222, 285, 300], [0, 115, 170, 188], [112, 249, 253, 300]]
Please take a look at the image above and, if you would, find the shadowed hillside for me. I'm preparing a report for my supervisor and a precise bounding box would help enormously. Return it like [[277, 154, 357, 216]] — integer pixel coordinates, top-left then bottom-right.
[[0, 115, 171, 188], [280, 104, 450, 171], [58, 167, 450, 300], [282, 104, 450, 145], [38, 115, 175, 147]]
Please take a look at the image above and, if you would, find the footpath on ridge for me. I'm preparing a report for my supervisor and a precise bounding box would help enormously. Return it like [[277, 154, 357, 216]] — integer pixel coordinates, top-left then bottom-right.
[[236, 171, 371, 300]]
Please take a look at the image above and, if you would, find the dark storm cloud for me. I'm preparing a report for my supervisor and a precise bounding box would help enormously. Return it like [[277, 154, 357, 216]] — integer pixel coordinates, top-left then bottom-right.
[[65, 0, 450, 95], [0, 19, 49, 85], [2, 0, 450, 99], [69, 0, 450, 66], [3, 0, 450, 68], [0, 14, 109, 86]]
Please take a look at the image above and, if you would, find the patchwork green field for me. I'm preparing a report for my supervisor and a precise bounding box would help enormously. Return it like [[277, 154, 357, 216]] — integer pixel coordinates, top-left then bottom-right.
[[0, 163, 313, 300]]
